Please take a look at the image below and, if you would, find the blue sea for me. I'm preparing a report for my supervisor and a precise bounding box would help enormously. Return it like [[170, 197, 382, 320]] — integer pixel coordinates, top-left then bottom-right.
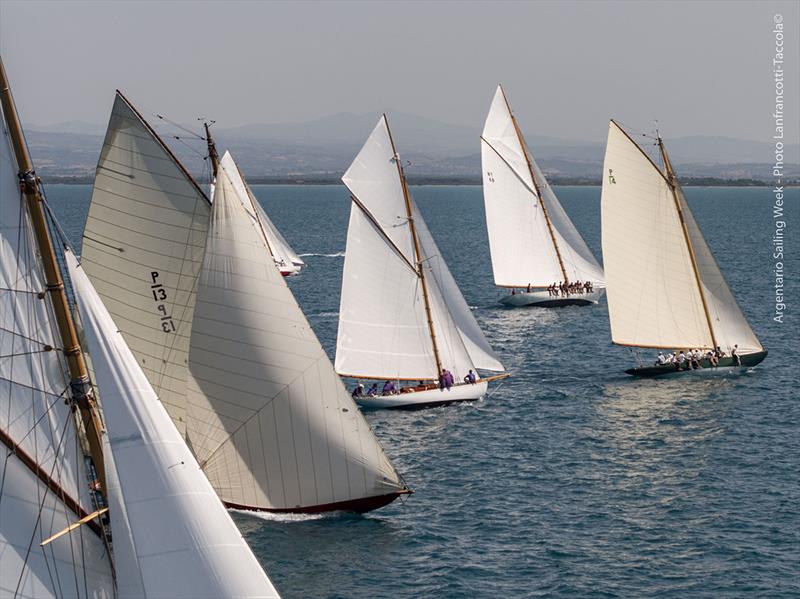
[[45, 184, 798, 598]]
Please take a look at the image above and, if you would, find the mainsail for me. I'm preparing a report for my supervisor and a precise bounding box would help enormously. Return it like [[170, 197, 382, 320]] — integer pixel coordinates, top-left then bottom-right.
[[337, 115, 504, 381], [481, 85, 604, 287], [81, 91, 210, 435], [67, 253, 280, 598], [186, 159, 405, 510], [601, 120, 762, 353], [0, 80, 113, 599]]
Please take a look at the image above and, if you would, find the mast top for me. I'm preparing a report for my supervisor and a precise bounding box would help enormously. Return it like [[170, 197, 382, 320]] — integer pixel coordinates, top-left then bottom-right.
[[203, 119, 220, 178]]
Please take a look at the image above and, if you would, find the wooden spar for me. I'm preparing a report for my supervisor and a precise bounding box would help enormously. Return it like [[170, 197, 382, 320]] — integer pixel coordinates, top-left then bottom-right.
[[384, 114, 443, 378], [40, 508, 109, 547], [658, 136, 718, 351], [0, 57, 107, 497], [204, 121, 220, 178], [500, 86, 569, 283]]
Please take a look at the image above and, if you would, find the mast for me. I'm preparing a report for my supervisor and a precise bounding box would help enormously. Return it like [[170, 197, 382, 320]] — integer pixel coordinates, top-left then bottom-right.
[[501, 87, 569, 283], [203, 120, 220, 178], [0, 57, 107, 495], [658, 136, 718, 349], [384, 114, 443, 378]]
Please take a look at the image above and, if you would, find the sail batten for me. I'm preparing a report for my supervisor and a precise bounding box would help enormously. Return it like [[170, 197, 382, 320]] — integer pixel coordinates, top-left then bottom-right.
[[481, 85, 604, 288]]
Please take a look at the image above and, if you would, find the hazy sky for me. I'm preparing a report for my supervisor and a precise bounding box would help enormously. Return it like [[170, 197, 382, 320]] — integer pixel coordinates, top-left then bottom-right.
[[1, 0, 797, 142]]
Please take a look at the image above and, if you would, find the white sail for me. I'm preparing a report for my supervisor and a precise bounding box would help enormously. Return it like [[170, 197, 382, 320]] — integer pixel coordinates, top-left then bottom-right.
[[67, 251, 280, 599], [1, 105, 113, 598], [338, 115, 502, 381], [81, 92, 210, 434], [185, 163, 404, 510], [677, 182, 763, 353], [218, 151, 304, 272], [601, 121, 715, 349], [481, 85, 604, 286]]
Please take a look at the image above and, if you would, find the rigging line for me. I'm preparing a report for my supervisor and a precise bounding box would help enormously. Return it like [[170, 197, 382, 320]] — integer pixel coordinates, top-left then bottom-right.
[[13, 412, 73, 599], [171, 134, 207, 159], [151, 110, 205, 140], [0, 348, 57, 359], [0, 287, 44, 294], [38, 185, 74, 252]]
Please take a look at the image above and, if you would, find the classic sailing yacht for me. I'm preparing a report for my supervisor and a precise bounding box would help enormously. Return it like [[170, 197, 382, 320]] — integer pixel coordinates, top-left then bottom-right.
[[81, 92, 408, 512], [336, 115, 509, 409], [601, 120, 767, 376], [0, 57, 279, 598], [204, 124, 304, 276], [481, 85, 605, 307]]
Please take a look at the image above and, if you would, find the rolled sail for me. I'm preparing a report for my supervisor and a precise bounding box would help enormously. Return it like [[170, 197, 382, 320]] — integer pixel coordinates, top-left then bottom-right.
[[81, 92, 210, 434], [185, 161, 405, 511], [481, 85, 604, 287]]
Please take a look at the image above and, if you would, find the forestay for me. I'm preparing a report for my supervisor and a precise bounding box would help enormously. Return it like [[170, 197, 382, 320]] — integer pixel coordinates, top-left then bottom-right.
[[218, 151, 304, 272], [68, 251, 280, 598], [1, 105, 113, 598], [481, 85, 604, 287], [601, 120, 760, 352], [337, 115, 503, 380], [81, 92, 210, 435], [185, 163, 404, 510]]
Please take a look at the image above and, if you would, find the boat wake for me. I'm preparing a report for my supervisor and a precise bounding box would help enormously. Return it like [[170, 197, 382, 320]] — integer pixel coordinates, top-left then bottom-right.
[[229, 508, 330, 523], [298, 251, 345, 258]]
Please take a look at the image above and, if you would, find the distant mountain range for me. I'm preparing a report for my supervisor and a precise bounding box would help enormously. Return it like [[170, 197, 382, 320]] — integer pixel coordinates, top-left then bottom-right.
[[26, 112, 799, 182]]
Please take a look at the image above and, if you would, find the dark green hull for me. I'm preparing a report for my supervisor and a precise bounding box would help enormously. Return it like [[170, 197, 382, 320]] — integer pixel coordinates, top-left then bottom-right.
[[626, 350, 768, 377]]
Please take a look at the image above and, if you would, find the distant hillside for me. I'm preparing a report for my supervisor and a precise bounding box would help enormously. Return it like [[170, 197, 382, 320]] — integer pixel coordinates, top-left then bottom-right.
[[25, 110, 799, 182]]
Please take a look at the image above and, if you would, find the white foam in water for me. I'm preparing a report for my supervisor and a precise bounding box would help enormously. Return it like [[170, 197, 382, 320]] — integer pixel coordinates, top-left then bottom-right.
[[298, 251, 345, 258], [229, 509, 330, 523]]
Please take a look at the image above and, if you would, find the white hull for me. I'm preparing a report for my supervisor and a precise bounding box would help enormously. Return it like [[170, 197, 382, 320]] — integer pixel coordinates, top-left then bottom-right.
[[499, 288, 604, 307], [355, 381, 488, 409]]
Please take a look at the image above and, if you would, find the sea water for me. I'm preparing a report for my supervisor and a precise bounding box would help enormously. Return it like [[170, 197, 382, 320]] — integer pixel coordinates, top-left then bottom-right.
[[45, 184, 799, 598]]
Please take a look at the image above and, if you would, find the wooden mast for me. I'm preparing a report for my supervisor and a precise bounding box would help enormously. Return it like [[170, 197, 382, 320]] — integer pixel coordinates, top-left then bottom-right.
[[203, 120, 220, 178], [658, 136, 718, 350], [501, 86, 569, 283], [0, 57, 107, 495], [384, 114, 443, 379]]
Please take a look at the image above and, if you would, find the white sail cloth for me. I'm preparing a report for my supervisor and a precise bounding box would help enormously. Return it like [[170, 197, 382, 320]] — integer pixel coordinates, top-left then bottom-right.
[[481, 85, 604, 287], [217, 151, 304, 273], [81, 92, 210, 434], [1, 105, 113, 598], [600, 121, 762, 353], [185, 162, 404, 509], [67, 251, 280, 599], [337, 115, 504, 380]]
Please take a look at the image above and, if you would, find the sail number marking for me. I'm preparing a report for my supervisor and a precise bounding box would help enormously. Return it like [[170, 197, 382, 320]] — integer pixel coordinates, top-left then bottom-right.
[[150, 271, 176, 333]]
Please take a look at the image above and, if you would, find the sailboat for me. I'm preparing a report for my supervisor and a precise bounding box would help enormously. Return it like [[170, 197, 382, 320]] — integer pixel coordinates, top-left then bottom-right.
[[81, 92, 409, 512], [481, 85, 605, 307], [0, 57, 279, 598], [204, 124, 304, 276], [600, 120, 767, 376], [336, 115, 509, 409]]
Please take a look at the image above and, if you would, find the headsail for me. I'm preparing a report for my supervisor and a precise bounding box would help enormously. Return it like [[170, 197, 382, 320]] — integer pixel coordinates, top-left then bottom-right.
[[481, 85, 604, 287], [337, 116, 504, 380], [81, 91, 210, 434], [1, 67, 113, 598], [185, 159, 405, 511], [218, 151, 304, 273], [67, 252, 280, 598], [601, 120, 762, 353]]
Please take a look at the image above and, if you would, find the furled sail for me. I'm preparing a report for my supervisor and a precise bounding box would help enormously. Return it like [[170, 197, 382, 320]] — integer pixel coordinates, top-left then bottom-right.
[[481, 85, 604, 287], [601, 120, 761, 353], [67, 252, 280, 598], [185, 159, 405, 510], [1, 98, 113, 598], [218, 151, 304, 273], [81, 92, 210, 435], [337, 115, 503, 380]]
